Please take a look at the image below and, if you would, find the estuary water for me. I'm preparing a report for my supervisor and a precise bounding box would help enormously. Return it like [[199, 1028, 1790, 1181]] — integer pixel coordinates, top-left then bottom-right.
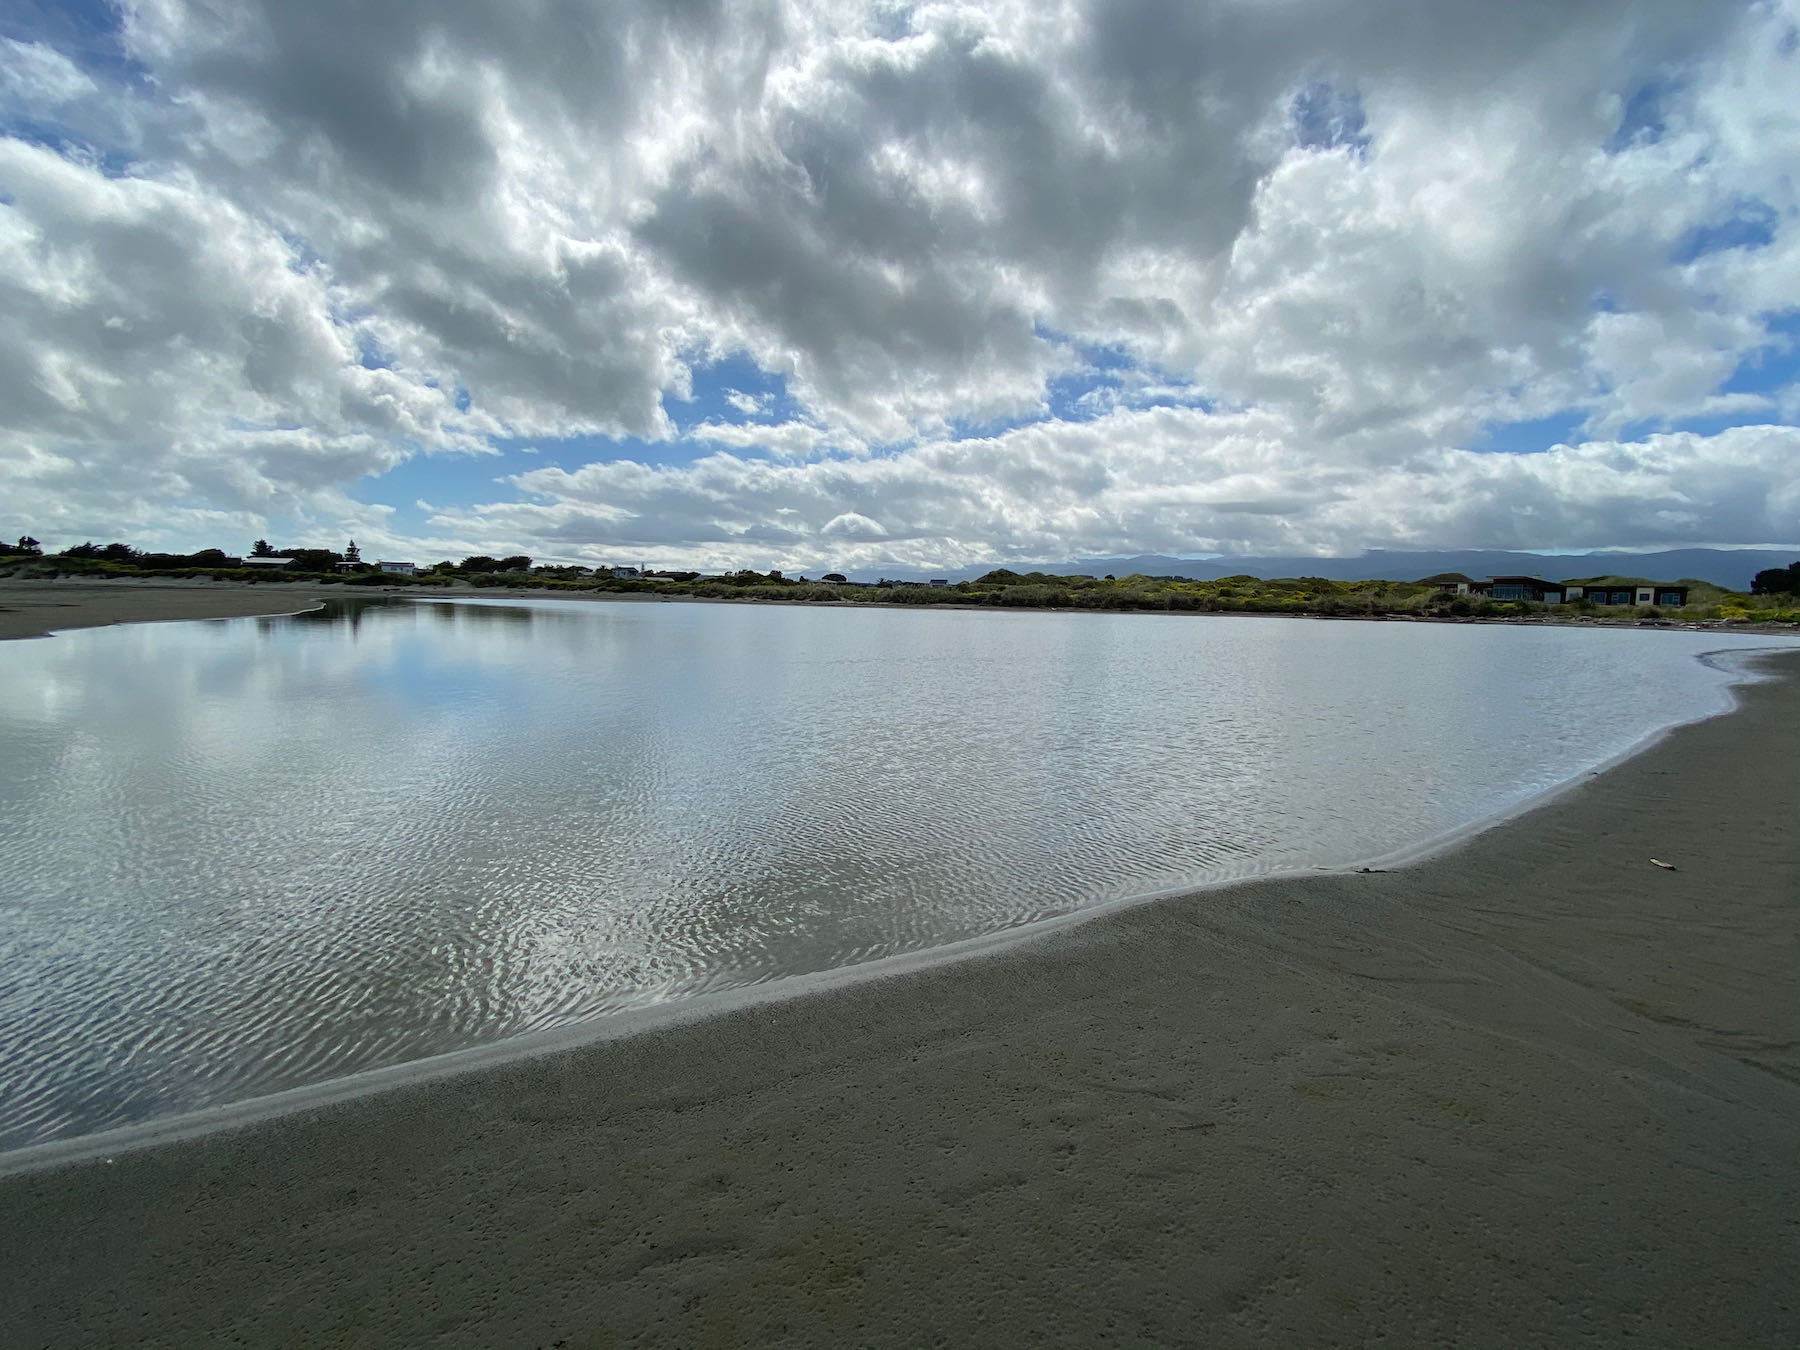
[[0, 597, 1790, 1150]]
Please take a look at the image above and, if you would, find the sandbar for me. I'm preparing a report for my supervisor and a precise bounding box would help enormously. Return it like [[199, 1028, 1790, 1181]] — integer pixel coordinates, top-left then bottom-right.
[[0, 578, 330, 640], [0, 649, 1795, 1347]]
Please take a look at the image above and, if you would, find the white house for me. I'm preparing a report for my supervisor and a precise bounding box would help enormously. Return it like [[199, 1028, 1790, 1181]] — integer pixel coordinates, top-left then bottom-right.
[[378, 560, 416, 575]]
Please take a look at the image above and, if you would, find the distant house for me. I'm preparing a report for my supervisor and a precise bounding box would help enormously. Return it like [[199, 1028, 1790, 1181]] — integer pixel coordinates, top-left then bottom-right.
[[1424, 571, 1688, 608], [1428, 574, 1566, 603], [1419, 572, 1479, 595], [1565, 580, 1689, 607], [609, 566, 641, 579], [239, 556, 291, 569], [378, 560, 416, 575], [928, 578, 950, 587], [1485, 575, 1565, 604]]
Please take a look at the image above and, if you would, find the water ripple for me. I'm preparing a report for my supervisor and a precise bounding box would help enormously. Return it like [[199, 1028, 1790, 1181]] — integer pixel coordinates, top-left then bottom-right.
[[0, 600, 1791, 1150]]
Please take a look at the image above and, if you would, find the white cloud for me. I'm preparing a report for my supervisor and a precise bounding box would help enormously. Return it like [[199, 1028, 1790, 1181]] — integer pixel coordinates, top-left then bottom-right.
[[0, 38, 96, 107], [0, 0, 1795, 559], [687, 419, 853, 459], [429, 407, 1800, 571]]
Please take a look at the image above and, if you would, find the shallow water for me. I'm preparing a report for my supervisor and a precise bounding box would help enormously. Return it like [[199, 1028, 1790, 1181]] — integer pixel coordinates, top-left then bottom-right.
[[0, 598, 1790, 1149]]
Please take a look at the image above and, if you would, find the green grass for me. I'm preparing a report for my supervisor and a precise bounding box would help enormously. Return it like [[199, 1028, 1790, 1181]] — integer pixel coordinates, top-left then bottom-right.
[[5, 556, 1797, 623]]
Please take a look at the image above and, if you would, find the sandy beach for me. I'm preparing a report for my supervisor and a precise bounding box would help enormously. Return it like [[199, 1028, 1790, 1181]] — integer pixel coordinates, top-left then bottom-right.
[[0, 620, 1796, 1346], [0, 578, 331, 641]]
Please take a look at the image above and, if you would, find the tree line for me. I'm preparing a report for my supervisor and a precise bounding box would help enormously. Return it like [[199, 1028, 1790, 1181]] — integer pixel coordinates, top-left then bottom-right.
[[4, 532, 1798, 622], [0, 535, 537, 576]]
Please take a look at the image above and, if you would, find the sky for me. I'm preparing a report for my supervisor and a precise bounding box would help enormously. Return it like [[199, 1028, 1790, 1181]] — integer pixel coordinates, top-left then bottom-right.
[[1, 0, 1797, 572]]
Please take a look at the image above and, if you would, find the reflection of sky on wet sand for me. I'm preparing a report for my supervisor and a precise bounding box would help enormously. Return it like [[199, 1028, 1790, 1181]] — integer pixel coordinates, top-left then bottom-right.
[[0, 600, 1793, 1150]]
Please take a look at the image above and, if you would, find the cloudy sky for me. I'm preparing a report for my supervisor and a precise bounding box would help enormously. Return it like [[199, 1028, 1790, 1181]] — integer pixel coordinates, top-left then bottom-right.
[[2, 0, 1797, 571]]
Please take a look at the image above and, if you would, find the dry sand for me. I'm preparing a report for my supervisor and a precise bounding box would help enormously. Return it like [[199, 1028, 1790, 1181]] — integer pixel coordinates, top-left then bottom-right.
[[0, 637, 1795, 1347], [0, 578, 330, 640]]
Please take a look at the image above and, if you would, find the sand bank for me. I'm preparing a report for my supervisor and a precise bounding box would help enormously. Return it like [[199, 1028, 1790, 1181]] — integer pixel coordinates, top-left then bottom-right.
[[1, 654, 1796, 1347], [0, 578, 330, 640]]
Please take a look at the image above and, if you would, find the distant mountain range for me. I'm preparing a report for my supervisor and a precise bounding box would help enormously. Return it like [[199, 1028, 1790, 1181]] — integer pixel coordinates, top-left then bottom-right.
[[846, 548, 1800, 590]]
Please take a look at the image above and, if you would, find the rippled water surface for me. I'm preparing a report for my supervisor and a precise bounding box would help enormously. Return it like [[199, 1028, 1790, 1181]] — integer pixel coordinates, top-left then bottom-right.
[[0, 597, 1790, 1149]]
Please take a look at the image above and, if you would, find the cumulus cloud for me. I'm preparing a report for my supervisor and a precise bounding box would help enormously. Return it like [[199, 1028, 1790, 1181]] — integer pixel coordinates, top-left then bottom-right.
[[429, 409, 1800, 572], [688, 419, 851, 460], [0, 0, 1795, 561]]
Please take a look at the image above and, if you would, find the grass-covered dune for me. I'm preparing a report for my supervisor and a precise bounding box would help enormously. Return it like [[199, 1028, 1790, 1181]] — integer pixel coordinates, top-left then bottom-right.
[[4, 552, 1799, 624]]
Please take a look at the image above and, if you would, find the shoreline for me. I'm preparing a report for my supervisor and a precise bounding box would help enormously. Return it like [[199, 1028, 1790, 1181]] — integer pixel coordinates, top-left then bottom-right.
[[0, 636, 1785, 1178], [2, 656, 1795, 1344], [405, 583, 1800, 633], [2, 574, 1794, 639], [0, 577, 329, 640]]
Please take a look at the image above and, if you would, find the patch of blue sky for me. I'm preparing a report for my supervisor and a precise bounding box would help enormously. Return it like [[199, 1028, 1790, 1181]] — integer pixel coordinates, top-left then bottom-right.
[[1673, 198, 1778, 263], [355, 332, 395, 371], [369, 354, 821, 533], [866, 2, 915, 41], [0, 106, 137, 177], [1721, 316, 1800, 400], [1291, 81, 1370, 155], [1612, 392, 1793, 442], [353, 446, 513, 541], [366, 422, 767, 539], [665, 352, 805, 436], [1, 0, 152, 92], [940, 330, 1208, 438], [1649, 410, 1776, 439], [1604, 79, 1676, 155], [0, 116, 86, 159], [1048, 365, 1209, 423], [1475, 411, 1588, 454], [282, 232, 328, 275], [941, 373, 1207, 442]]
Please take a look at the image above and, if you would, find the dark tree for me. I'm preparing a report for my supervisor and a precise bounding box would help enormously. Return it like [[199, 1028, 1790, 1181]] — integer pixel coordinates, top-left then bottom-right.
[[251, 539, 277, 556], [497, 555, 531, 572], [1750, 563, 1800, 595], [459, 555, 500, 572], [283, 548, 343, 572], [344, 540, 361, 563], [63, 542, 139, 561]]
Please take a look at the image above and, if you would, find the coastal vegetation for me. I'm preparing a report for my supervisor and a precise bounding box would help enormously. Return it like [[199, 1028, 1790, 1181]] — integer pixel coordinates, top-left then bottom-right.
[[4, 536, 1798, 624]]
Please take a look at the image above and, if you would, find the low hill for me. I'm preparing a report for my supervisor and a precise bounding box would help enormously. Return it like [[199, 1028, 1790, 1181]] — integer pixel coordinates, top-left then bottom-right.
[[851, 549, 1798, 590]]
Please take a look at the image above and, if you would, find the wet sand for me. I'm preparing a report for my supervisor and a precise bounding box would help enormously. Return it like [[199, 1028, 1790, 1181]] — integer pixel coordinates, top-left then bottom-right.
[[0, 578, 329, 640], [0, 650, 1795, 1347]]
